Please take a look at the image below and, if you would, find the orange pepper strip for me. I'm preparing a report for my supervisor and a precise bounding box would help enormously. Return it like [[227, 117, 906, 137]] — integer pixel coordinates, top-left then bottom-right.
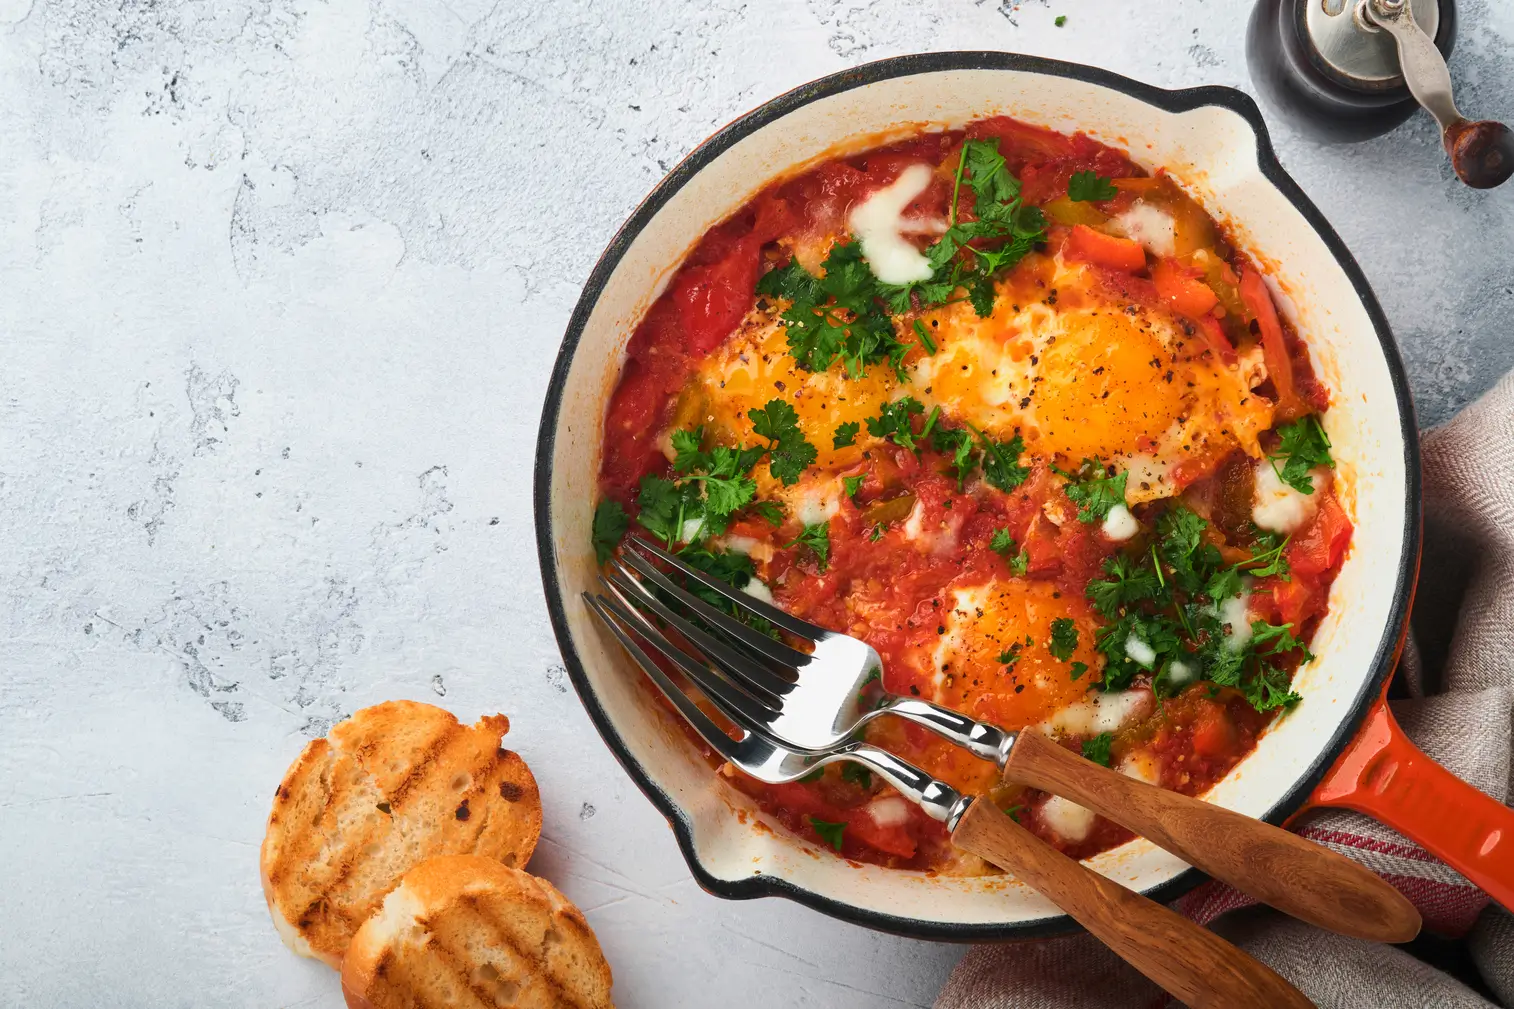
[[1153, 257, 1220, 319], [1239, 267, 1307, 421], [1065, 224, 1147, 272]]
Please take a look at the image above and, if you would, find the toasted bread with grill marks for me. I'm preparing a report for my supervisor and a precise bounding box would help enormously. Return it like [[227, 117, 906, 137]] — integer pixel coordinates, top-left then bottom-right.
[[261, 701, 542, 967], [341, 855, 614, 1009]]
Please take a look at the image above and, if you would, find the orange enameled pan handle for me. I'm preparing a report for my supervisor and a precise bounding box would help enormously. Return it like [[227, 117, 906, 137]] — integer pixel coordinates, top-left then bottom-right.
[[1303, 694, 1514, 913]]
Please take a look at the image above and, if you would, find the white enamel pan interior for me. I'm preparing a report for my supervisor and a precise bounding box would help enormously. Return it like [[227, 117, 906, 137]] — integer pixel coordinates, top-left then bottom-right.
[[534, 52, 1420, 940]]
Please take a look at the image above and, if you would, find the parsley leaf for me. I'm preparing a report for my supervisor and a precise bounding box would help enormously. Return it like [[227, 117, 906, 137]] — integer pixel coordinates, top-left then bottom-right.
[[1048, 617, 1079, 661], [788, 521, 831, 571], [808, 816, 846, 851], [1053, 458, 1128, 522], [989, 527, 1017, 555], [1081, 732, 1114, 766], [1067, 170, 1118, 202], [931, 425, 977, 490], [833, 421, 860, 449], [843, 474, 865, 498], [635, 476, 692, 547], [1087, 552, 1161, 620], [1008, 549, 1029, 576], [749, 399, 818, 486], [997, 642, 1024, 668], [1070, 660, 1089, 680], [840, 763, 873, 789], [976, 429, 1031, 492], [1243, 528, 1292, 581], [866, 397, 929, 452], [758, 241, 911, 379], [672, 545, 777, 639], [1270, 415, 1334, 494], [591, 500, 629, 564], [1054, 13, 1067, 26]]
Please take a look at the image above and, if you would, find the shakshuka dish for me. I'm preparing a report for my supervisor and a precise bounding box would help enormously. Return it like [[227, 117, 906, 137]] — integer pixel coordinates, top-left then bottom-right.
[[591, 116, 1352, 872]]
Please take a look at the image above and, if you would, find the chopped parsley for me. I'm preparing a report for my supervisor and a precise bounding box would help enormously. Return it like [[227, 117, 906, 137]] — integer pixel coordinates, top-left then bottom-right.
[[866, 396, 935, 453], [840, 763, 873, 789], [749, 399, 819, 486], [1269, 415, 1334, 494], [976, 428, 1032, 492], [832, 421, 860, 449], [1053, 457, 1128, 522], [1070, 661, 1089, 680], [1081, 732, 1114, 767], [591, 499, 629, 564], [843, 474, 866, 498], [670, 545, 777, 639], [1054, 14, 1067, 26], [756, 241, 911, 380], [809, 816, 846, 851], [990, 528, 1030, 575], [1084, 502, 1312, 714], [1067, 170, 1117, 202], [788, 521, 831, 571], [997, 642, 1024, 668], [1004, 803, 1024, 822], [989, 527, 1017, 555], [636, 424, 770, 547], [1048, 618, 1079, 661], [912, 319, 938, 355], [875, 138, 1047, 319]]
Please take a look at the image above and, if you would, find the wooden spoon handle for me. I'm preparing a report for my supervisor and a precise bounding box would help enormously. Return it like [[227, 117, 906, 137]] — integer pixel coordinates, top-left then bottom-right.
[[1003, 730, 1421, 942], [952, 800, 1313, 1009]]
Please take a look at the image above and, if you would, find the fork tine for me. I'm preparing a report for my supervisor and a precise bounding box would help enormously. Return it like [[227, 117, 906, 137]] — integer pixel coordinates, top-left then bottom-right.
[[583, 593, 741, 763], [602, 568, 795, 704], [618, 545, 815, 667], [630, 539, 832, 642], [594, 578, 782, 734]]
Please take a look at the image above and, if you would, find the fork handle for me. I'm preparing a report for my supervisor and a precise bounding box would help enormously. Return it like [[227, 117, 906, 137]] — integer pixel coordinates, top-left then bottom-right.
[[951, 800, 1314, 1009], [1002, 730, 1421, 943], [878, 696, 1015, 764]]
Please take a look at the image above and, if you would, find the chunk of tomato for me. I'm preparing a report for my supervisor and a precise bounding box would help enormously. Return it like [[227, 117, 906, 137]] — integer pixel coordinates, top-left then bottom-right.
[[1192, 703, 1236, 760], [1287, 486, 1353, 578]]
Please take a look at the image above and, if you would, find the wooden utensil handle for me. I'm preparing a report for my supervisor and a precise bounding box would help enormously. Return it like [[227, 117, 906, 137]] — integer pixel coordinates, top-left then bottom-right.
[[952, 801, 1313, 1009], [1004, 730, 1421, 943]]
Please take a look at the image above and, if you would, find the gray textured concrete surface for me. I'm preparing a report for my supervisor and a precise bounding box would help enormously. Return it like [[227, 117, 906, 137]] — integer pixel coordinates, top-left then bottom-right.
[[1, 0, 1510, 1006]]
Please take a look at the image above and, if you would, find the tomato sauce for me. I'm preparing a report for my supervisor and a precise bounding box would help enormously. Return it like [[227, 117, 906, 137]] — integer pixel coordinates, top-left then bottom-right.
[[595, 116, 1351, 871]]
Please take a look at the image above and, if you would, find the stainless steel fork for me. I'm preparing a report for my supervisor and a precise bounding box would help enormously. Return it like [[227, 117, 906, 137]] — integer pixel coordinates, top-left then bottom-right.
[[583, 582, 1312, 1009], [598, 537, 1419, 945]]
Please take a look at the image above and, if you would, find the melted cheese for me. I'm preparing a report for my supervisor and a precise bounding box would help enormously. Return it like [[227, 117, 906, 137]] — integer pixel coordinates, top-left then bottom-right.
[[1112, 202, 1176, 258], [848, 164, 943, 284], [1040, 795, 1096, 843], [1253, 460, 1319, 533], [742, 579, 775, 605], [1217, 590, 1253, 652], [867, 796, 911, 828], [1102, 503, 1139, 541], [1119, 751, 1161, 786]]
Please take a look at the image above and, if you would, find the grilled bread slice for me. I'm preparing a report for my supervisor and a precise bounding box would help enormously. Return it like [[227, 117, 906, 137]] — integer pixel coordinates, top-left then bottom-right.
[[341, 855, 614, 1009], [261, 700, 542, 967]]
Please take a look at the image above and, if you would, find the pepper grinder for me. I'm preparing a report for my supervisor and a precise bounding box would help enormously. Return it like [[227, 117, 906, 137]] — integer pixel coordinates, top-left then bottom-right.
[[1248, 0, 1512, 188]]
